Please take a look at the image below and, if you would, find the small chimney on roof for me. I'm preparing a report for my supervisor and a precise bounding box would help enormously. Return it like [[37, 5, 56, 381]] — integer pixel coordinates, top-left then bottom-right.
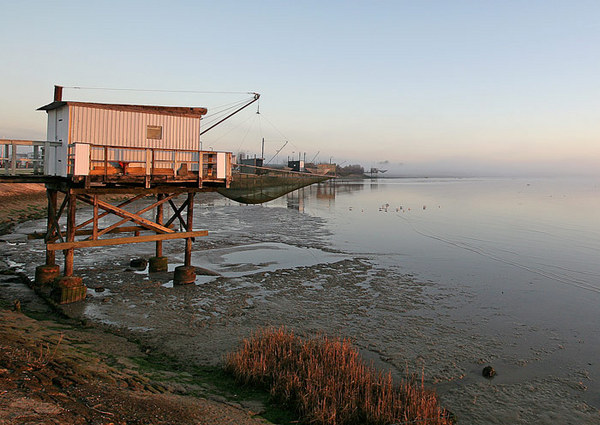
[[54, 85, 63, 102]]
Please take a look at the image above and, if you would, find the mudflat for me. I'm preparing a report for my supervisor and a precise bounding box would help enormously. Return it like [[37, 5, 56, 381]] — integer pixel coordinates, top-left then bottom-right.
[[2, 183, 599, 424], [0, 186, 273, 425]]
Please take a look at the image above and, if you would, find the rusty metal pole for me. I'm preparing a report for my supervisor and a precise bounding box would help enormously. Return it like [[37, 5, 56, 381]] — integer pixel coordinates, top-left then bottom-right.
[[185, 192, 194, 266], [64, 192, 76, 277]]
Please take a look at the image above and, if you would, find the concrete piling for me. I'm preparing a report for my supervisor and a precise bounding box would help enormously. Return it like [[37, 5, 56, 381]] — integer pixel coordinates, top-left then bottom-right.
[[52, 276, 87, 304], [149, 256, 168, 273], [34, 264, 60, 286], [173, 265, 196, 285]]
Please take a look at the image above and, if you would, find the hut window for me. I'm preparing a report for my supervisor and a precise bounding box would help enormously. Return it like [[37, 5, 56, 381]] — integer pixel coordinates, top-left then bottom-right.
[[147, 125, 163, 139]]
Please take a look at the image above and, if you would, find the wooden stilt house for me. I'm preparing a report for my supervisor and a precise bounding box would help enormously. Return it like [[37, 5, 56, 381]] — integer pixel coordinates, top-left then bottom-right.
[[37, 87, 231, 188]]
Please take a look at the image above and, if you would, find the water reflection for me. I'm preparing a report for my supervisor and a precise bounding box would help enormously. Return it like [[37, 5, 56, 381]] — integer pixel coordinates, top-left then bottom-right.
[[285, 180, 365, 212], [276, 177, 600, 298]]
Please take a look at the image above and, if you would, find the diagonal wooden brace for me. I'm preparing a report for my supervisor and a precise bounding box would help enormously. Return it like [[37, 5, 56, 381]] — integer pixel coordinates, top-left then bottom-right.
[[78, 195, 176, 236], [45, 191, 68, 244], [75, 194, 146, 231], [166, 198, 189, 230]]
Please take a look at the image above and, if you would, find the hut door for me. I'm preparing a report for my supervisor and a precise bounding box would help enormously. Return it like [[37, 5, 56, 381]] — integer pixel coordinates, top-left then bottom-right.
[[55, 107, 69, 177], [217, 152, 226, 179]]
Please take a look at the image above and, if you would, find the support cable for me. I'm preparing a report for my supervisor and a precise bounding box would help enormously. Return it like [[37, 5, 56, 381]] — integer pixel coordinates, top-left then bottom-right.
[[202, 97, 256, 127], [64, 86, 252, 95]]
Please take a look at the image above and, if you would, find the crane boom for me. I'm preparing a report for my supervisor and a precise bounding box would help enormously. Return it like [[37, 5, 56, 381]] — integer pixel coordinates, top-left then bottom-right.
[[200, 93, 260, 135], [266, 140, 288, 164]]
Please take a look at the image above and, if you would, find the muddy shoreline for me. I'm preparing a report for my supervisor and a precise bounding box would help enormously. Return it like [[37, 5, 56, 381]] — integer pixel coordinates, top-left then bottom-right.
[[0, 267, 278, 424], [2, 191, 599, 424]]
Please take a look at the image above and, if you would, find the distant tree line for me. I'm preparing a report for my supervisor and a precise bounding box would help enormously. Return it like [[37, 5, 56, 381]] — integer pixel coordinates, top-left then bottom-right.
[[336, 164, 365, 176]]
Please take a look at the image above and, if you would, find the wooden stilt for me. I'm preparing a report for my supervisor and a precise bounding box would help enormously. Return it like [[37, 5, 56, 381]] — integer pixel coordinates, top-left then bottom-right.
[[34, 185, 209, 290], [156, 193, 164, 258], [53, 190, 86, 303], [46, 191, 67, 243], [174, 192, 196, 284], [35, 188, 60, 286], [64, 192, 76, 277], [149, 193, 168, 272], [46, 189, 57, 266], [185, 192, 194, 266]]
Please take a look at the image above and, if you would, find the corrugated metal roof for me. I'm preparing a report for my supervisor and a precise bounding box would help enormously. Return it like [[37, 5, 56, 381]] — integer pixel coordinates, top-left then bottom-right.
[[37, 101, 207, 118]]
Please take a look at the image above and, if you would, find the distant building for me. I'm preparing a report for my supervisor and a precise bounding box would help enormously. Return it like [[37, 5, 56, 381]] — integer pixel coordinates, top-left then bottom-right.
[[287, 160, 305, 172], [239, 157, 264, 174]]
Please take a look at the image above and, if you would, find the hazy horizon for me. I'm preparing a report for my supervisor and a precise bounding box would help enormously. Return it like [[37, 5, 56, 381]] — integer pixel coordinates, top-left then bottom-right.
[[1, 1, 599, 178]]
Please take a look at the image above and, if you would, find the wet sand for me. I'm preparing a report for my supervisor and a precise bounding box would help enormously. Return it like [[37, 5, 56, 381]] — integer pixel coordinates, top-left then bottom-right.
[[2, 192, 598, 424]]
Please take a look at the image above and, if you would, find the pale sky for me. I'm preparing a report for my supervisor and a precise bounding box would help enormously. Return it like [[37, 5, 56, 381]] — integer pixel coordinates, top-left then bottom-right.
[[1, 1, 599, 176]]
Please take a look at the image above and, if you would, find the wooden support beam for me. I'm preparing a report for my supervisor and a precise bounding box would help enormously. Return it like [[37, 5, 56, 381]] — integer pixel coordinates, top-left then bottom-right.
[[90, 193, 178, 238], [64, 193, 76, 276], [166, 198, 189, 230], [185, 192, 194, 266], [78, 195, 176, 236], [0, 139, 60, 146], [156, 193, 164, 258], [46, 190, 67, 244], [69, 186, 211, 196], [29, 224, 175, 241], [45, 189, 57, 266], [47, 230, 208, 251], [92, 195, 98, 240], [75, 194, 145, 231]]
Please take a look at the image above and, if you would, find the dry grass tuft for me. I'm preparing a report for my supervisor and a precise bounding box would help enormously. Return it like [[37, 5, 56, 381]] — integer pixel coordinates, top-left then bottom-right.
[[24, 334, 64, 370], [226, 327, 454, 425]]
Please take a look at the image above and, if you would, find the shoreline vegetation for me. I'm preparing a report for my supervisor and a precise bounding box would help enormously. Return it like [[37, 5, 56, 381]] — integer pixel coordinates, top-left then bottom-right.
[[0, 184, 452, 424], [227, 327, 453, 425]]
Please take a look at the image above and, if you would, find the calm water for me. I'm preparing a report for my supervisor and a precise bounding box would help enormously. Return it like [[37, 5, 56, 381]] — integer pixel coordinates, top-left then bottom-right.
[[277, 177, 600, 293], [272, 176, 600, 402]]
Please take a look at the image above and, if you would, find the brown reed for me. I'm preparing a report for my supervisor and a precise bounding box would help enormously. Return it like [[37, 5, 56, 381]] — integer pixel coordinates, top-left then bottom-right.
[[225, 327, 454, 425]]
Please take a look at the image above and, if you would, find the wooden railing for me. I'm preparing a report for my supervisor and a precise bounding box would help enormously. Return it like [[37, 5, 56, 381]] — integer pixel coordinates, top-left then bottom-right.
[[0, 139, 61, 176], [68, 143, 231, 181]]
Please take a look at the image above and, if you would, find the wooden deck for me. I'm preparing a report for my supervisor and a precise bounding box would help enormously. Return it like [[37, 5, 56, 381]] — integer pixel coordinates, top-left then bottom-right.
[[0, 139, 232, 189]]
